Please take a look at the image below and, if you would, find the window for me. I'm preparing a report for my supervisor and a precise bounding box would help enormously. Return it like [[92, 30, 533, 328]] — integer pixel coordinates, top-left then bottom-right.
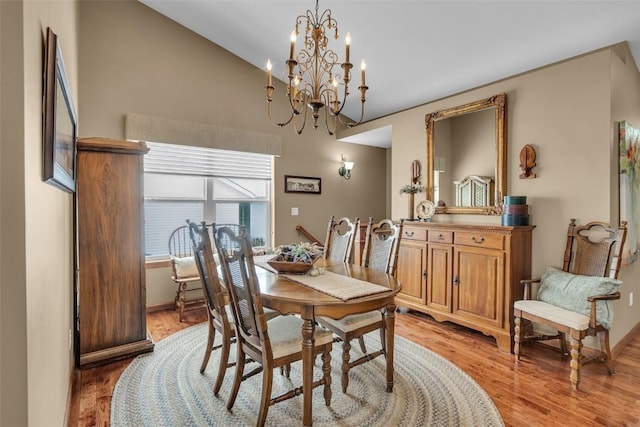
[[143, 142, 272, 258]]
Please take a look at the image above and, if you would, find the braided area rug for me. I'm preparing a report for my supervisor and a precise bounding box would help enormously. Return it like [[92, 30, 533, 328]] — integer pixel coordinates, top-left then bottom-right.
[[111, 322, 503, 426]]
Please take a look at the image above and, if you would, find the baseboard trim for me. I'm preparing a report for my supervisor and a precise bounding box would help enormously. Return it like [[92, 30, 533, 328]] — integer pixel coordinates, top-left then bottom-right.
[[146, 302, 175, 313], [146, 299, 206, 314], [612, 321, 640, 359]]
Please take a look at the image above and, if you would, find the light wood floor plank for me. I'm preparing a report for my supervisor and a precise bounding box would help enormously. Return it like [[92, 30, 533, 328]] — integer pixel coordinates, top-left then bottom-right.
[[69, 308, 640, 426]]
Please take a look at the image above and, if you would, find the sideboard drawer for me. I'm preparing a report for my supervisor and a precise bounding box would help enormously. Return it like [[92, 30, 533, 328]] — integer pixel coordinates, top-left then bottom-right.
[[454, 232, 504, 250], [428, 230, 453, 244], [402, 227, 427, 241]]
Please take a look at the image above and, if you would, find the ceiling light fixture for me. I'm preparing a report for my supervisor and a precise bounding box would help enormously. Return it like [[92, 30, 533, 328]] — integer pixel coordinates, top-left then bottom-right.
[[265, 0, 368, 135]]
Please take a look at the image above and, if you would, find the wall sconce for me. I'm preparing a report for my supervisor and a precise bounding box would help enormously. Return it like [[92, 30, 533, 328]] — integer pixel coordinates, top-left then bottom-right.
[[338, 155, 354, 180]]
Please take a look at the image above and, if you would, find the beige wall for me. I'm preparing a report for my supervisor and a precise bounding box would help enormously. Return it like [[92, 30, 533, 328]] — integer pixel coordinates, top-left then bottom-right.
[[339, 44, 640, 349], [1, 0, 79, 426], [78, 1, 387, 306]]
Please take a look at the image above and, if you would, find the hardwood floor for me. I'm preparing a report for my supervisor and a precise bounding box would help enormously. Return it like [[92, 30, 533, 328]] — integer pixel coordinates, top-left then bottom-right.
[[69, 308, 640, 426]]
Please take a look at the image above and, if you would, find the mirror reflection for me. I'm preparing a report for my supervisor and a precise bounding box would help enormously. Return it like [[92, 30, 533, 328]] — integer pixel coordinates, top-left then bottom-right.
[[425, 93, 507, 215]]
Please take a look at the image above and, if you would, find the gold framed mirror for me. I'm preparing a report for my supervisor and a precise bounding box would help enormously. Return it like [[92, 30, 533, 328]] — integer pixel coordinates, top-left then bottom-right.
[[425, 93, 507, 215]]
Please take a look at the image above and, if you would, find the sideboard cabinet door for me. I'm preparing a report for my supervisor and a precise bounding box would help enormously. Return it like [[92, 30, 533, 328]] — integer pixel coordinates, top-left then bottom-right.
[[396, 226, 428, 306]]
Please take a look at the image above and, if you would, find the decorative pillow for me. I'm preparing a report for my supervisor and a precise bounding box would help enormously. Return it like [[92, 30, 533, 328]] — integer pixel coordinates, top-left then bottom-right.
[[171, 256, 199, 278], [537, 266, 622, 329]]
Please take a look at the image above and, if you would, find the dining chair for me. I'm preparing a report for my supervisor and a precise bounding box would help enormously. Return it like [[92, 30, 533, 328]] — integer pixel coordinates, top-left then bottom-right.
[[514, 219, 627, 390], [186, 220, 237, 396], [317, 217, 403, 393], [323, 215, 359, 263], [213, 225, 334, 426], [168, 224, 204, 322]]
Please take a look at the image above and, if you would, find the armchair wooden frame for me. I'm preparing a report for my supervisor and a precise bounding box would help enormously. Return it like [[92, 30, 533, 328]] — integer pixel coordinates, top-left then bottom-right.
[[514, 219, 627, 390]]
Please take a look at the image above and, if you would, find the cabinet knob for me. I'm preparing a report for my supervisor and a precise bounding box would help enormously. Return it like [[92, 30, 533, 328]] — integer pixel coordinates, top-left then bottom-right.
[[422, 270, 427, 278], [438, 234, 445, 240], [453, 276, 459, 286], [405, 231, 414, 237], [471, 236, 485, 244]]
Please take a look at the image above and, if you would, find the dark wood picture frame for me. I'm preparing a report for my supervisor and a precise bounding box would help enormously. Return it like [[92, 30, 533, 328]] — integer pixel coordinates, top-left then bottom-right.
[[284, 175, 322, 194], [43, 27, 77, 193]]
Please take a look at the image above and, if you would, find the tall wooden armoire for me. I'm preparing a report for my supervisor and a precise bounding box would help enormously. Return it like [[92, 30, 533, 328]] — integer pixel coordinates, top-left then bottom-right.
[[75, 137, 154, 368]]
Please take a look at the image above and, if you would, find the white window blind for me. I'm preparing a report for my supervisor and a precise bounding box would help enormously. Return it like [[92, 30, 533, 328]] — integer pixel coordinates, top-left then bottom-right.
[[143, 142, 272, 258], [145, 141, 271, 179]]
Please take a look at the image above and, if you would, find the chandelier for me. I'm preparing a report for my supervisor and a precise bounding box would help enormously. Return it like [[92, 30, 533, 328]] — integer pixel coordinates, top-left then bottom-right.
[[265, 0, 368, 135]]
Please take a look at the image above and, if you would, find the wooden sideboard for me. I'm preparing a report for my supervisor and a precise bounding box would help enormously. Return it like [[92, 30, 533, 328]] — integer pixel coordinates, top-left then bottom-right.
[[76, 137, 154, 367], [395, 221, 534, 352]]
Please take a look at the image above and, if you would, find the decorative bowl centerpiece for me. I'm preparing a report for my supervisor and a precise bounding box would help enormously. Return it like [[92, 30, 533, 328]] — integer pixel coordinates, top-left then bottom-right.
[[267, 242, 322, 274]]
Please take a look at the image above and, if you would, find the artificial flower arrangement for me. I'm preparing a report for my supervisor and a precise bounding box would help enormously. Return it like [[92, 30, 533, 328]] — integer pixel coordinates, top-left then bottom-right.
[[272, 242, 323, 263], [399, 183, 426, 194], [267, 242, 324, 274]]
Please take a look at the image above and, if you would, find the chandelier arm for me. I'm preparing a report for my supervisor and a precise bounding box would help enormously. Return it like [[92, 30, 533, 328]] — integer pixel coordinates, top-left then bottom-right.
[[293, 92, 309, 134], [330, 84, 348, 117], [318, 90, 335, 133], [267, 99, 296, 128], [266, 78, 298, 127], [337, 102, 365, 128], [323, 104, 337, 135]]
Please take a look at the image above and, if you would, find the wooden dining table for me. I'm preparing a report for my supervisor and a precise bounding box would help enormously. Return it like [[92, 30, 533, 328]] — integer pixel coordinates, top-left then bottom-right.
[[253, 258, 401, 427]]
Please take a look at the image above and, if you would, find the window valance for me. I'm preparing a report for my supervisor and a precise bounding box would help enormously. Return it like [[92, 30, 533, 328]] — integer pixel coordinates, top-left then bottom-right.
[[125, 113, 282, 157]]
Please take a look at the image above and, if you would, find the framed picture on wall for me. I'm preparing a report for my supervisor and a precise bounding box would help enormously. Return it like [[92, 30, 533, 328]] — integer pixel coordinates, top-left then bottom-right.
[[619, 121, 640, 266], [43, 27, 77, 193], [284, 175, 322, 194]]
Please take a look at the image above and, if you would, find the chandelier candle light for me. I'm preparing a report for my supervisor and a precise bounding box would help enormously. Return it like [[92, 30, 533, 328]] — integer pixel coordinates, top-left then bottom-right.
[[265, 0, 368, 135]]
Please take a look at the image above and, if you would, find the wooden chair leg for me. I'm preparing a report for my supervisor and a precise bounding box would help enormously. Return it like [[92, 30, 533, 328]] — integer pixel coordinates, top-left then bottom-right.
[[200, 317, 216, 373], [173, 287, 180, 310], [322, 346, 332, 406], [214, 330, 231, 396], [256, 367, 273, 427], [558, 332, 568, 356], [599, 329, 615, 375], [379, 322, 387, 355], [178, 283, 188, 322], [514, 315, 522, 360], [569, 336, 582, 391], [226, 346, 246, 411], [341, 340, 352, 393], [357, 336, 367, 353]]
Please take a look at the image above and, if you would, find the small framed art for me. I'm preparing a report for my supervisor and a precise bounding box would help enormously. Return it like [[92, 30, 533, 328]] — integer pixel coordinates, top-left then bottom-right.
[[284, 175, 322, 194], [43, 27, 77, 193]]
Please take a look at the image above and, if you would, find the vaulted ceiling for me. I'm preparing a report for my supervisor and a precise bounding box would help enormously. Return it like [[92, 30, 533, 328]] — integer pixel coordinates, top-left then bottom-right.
[[140, 1, 640, 146]]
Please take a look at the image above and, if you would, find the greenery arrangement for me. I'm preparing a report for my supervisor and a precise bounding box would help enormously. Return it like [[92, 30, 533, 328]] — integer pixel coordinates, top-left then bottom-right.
[[272, 242, 323, 263], [399, 183, 426, 194]]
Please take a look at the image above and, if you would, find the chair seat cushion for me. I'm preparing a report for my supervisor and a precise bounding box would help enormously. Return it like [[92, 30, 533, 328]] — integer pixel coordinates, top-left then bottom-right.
[[171, 256, 199, 279], [514, 299, 590, 330], [267, 316, 333, 359], [535, 266, 621, 329], [318, 311, 382, 333]]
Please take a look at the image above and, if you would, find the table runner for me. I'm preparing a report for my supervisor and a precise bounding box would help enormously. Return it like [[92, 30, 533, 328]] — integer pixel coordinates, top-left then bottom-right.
[[255, 260, 389, 301]]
